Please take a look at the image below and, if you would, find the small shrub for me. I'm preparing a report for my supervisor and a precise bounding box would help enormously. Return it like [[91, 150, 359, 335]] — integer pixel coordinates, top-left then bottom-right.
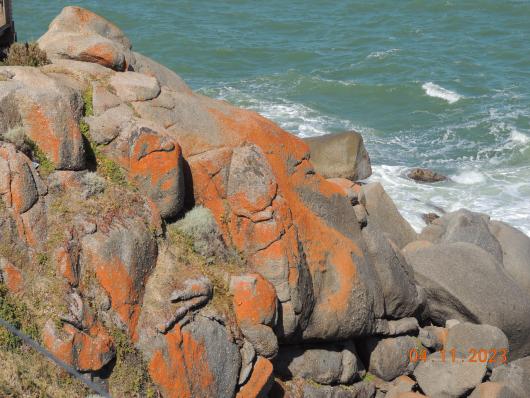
[[1, 42, 50, 67], [25, 139, 55, 176], [79, 92, 129, 187], [0, 127, 55, 175], [174, 206, 230, 263], [81, 172, 106, 198], [0, 126, 31, 154]]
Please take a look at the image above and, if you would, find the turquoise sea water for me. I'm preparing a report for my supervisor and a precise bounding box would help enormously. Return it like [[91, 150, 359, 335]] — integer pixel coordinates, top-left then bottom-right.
[[15, 1, 530, 234]]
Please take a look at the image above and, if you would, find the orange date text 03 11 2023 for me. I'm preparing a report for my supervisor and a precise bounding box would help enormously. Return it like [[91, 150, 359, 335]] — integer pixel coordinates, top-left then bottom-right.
[[409, 348, 508, 364]]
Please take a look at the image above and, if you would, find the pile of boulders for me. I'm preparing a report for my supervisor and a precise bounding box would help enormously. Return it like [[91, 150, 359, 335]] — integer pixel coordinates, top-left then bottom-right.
[[0, 6, 529, 398]]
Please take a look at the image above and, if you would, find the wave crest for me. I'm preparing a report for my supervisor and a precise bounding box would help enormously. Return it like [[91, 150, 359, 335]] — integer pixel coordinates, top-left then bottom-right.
[[422, 82, 462, 104]]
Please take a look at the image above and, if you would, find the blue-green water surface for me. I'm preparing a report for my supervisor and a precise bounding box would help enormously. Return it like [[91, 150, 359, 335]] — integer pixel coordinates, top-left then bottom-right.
[[15, 1, 530, 233]]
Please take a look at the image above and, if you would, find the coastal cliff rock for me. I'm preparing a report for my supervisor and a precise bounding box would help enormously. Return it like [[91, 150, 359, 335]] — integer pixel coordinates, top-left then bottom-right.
[[1, 6, 530, 398], [304, 131, 372, 181]]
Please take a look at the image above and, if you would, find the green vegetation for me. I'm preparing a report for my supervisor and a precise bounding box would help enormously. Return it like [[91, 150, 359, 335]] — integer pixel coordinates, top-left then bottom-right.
[[80, 88, 129, 187], [0, 42, 50, 67], [0, 126, 55, 176], [0, 284, 39, 349], [27, 139, 55, 176], [362, 372, 376, 383], [82, 86, 94, 117], [167, 220, 246, 316], [108, 328, 159, 398]]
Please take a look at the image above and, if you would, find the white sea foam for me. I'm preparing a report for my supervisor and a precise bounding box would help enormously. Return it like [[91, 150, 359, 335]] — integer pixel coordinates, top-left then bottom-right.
[[422, 82, 462, 104], [510, 129, 530, 145], [451, 170, 486, 185], [209, 85, 371, 138], [367, 48, 400, 60]]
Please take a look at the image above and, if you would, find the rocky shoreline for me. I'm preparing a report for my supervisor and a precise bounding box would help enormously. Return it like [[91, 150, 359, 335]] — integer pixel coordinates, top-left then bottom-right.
[[0, 7, 529, 398]]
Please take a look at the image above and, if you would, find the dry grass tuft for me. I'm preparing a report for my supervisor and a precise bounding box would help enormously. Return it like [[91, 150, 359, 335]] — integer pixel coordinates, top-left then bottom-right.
[[1, 42, 50, 67], [108, 328, 160, 398], [0, 346, 89, 398], [167, 217, 247, 317]]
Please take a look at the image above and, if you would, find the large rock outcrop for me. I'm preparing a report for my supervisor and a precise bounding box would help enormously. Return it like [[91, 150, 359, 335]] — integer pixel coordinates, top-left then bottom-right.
[[405, 242, 530, 359], [1, 6, 529, 398]]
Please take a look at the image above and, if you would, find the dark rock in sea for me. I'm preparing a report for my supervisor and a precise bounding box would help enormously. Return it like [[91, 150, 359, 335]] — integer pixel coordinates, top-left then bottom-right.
[[407, 168, 447, 183], [422, 212, 440, 225]]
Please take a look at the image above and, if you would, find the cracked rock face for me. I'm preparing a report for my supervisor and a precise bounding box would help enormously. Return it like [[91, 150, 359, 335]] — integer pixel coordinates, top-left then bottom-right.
[[7, 5, 530, 398], [0, 142, 47, 249]]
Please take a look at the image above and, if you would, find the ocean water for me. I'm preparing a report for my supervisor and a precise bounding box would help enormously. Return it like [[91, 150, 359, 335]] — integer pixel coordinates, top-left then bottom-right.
[[15, 1, 530, 235]]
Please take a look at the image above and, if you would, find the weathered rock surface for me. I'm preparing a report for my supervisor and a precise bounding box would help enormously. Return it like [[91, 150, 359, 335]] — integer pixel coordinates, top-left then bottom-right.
[[230, 273, 278, 358], [359, 182, 417, 248], [292, 380, 376, 398], [304, 131, 372, 181], [362, 222, 424, 319], [419, 209, 503, 263], [130, 51, 191, 93], [274, 343, 364, 385], [0, 67, 86, 170], [445, 322, 509, 369], [38, 6, 133, 71], [385, 375, 416, 398], [488, 220, 530, 292], [405, 242, 530, 359], [82, 217, 157, 337], [2, 6, 530, 398], [148, 317, 241, 398], [418, 326, 447, 351], [0, 142, 47, 248], [236, 356, 274, 398], [490, 356, 530, 397], [414, 352, 487, 398], [469, 382, 520, 398], [358, 336, 418, 382]]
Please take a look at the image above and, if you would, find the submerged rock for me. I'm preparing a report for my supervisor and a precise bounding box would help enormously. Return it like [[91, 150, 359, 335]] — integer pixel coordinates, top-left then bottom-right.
[[407, 168, 447, 183]]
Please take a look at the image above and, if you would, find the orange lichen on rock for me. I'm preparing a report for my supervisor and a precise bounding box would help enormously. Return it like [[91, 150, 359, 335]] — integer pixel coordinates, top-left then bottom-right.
[[80, 43, 125, 71], [236, 356, 274, 398], [25, 104, 63, 167], [74, 322, 114, 372], [43, 318, 114, 373], [128, 130, 183, 218], [54, 246, 78, 286], [89, 252, 141, 339], [0, 260, 23, 293], [148, 325, 215, 398], [43, 321, 75, 366], [231, 273, 277, 327], [182, 102, 378, 340]]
